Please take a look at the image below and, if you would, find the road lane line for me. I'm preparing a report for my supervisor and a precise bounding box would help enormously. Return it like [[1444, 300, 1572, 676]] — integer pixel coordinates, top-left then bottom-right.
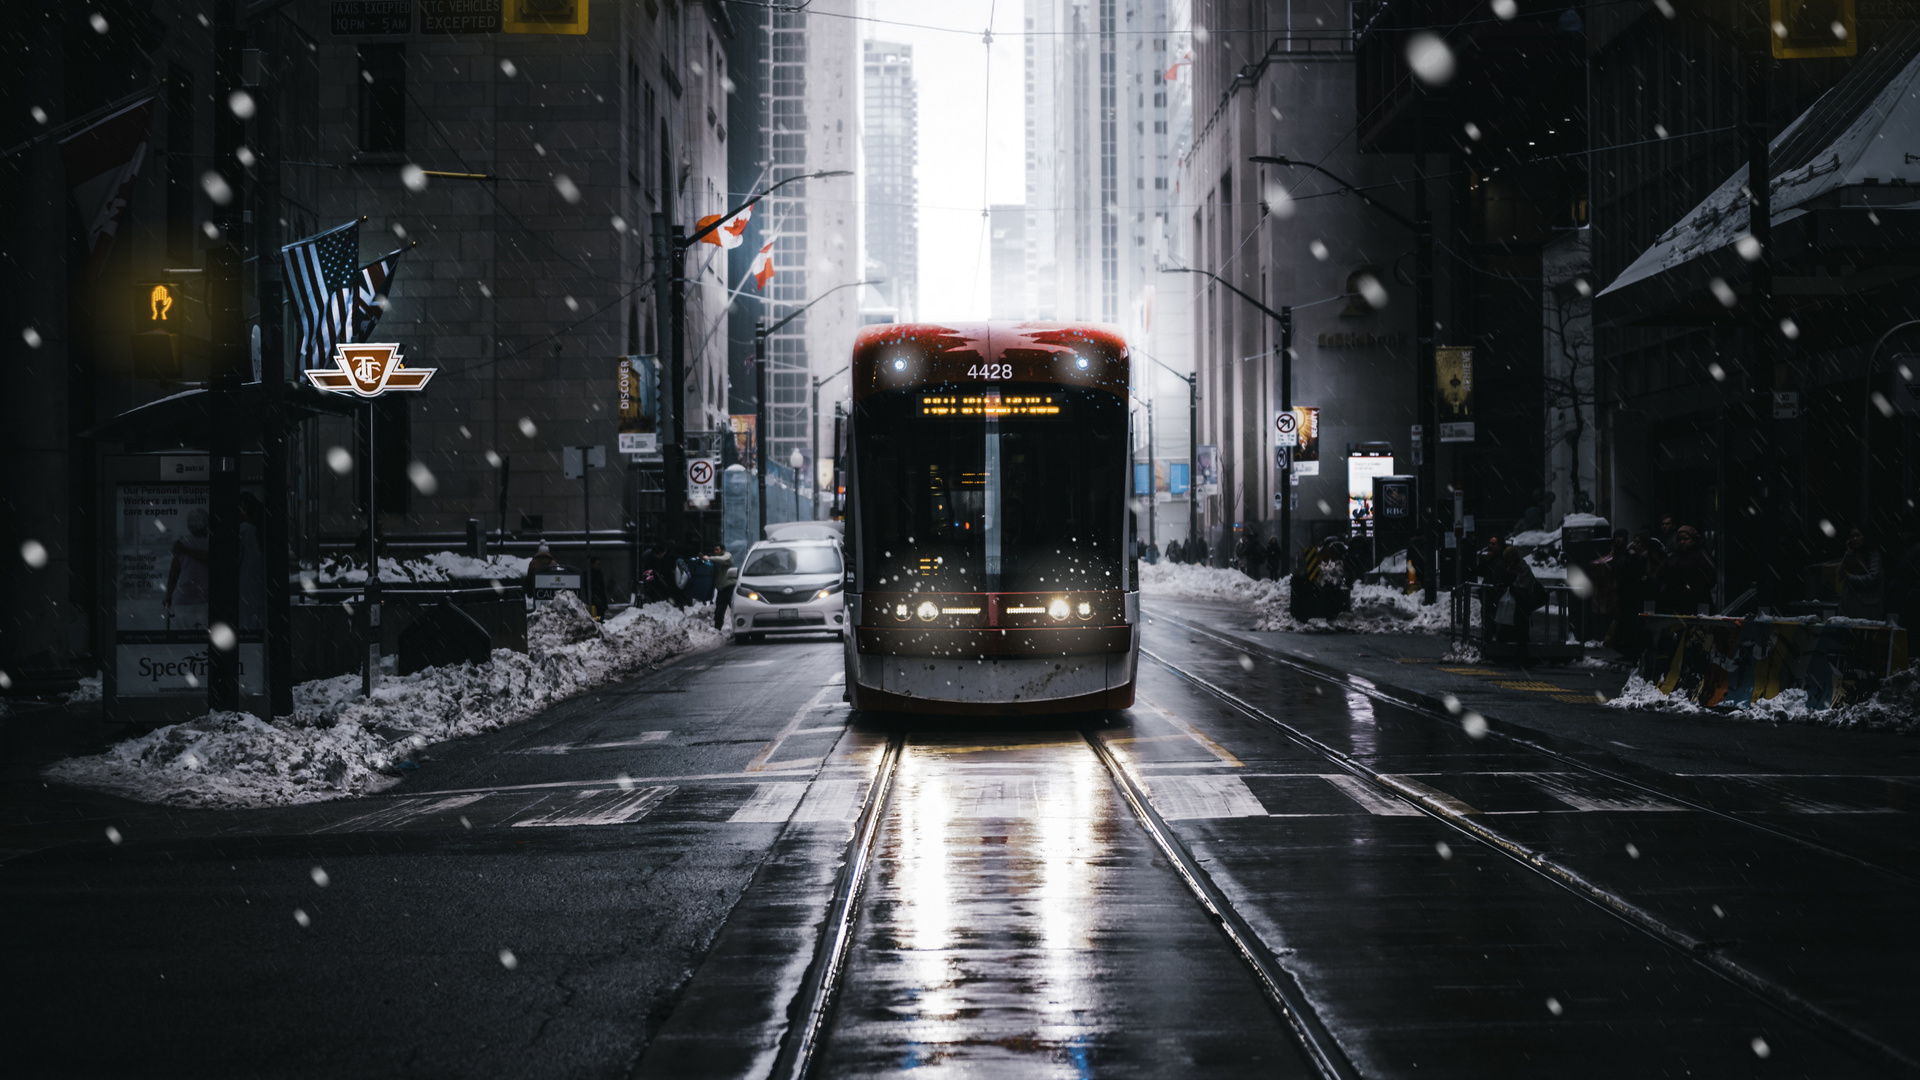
[[513, 730, 672, 754], [1318, 774, 1423, 816], [1135, 696, 1246, 765], [747, 683, 840, 773]]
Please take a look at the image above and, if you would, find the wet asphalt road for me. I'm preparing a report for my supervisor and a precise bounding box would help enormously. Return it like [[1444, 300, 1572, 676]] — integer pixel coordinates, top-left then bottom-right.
[[2, 606, 1916, 1079]]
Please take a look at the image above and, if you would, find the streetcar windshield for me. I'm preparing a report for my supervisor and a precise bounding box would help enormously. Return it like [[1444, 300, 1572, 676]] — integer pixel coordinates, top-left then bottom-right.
[[854, 385, 1126, 592]]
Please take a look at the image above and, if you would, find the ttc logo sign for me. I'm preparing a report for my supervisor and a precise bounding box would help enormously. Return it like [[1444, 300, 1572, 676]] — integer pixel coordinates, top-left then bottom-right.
[[305, 343, 435, 397]]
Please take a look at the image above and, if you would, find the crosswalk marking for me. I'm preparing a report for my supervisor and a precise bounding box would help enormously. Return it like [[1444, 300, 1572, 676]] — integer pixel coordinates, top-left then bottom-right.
[[1380, 775, 1482, 815], [1727, 777, 1894, 814], [791, 779, 868, 822], [943, 775, 1044, 818], [317, 793, 488, 832], [1318, 774, 1423, 816], [1520, 772, 1681, 812], [1144, 775, 1269, 820], [730, 784, 808, 823], [509, 785, 674, 828]]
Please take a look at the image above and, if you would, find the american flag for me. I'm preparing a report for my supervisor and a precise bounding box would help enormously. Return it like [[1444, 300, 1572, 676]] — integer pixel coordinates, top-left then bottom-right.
[[352, 247, 405, 342], [280, 220, 360, 368]]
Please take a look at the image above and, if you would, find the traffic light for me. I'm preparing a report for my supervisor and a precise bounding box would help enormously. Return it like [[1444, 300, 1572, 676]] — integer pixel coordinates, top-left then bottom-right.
[[504, 0, 588, 35], [1770, 0, 1856, 59]]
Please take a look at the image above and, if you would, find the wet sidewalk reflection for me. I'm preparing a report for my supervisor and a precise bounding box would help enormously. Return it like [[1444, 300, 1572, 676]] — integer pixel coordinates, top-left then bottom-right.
[[818, 727, 1309, 1078]]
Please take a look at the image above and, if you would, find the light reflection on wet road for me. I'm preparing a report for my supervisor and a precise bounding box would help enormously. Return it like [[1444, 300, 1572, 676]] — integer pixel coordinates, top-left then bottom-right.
[[818, 729, 1311, 1078]]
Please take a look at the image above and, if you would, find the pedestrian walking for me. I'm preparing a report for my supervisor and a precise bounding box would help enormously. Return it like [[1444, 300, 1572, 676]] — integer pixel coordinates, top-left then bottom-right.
[[1265, 535, 1282, 581], [586, 556, 610, 618], [1497, 546, 1540, 665]]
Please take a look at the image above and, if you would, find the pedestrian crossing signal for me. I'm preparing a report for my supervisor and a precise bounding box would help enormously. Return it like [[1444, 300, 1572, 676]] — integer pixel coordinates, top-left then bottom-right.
[[138, 282, 182, 326], [504, 0, 588, 35], [1770, 0, 1856, 59]]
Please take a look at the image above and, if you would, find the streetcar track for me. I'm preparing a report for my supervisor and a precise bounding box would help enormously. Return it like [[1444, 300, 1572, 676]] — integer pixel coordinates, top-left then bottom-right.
[[768, 731, 903, 1080], [1081, 728, 1360, 1080], [1140, 642, 1919, 1076], [1155, 609, 1919, 886]]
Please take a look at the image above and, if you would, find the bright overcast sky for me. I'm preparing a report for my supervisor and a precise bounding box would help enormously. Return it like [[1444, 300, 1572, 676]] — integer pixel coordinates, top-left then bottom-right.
[[862, 1, 1026, 321]]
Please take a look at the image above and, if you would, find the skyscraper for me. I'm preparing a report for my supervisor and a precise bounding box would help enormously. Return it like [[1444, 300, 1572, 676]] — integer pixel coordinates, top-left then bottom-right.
[[989, 205, 1026, 320], [863, 40, 918, 323]]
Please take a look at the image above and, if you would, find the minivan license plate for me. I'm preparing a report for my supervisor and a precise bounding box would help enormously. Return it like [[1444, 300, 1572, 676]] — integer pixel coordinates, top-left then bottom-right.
[[778, 608, 798, 620]]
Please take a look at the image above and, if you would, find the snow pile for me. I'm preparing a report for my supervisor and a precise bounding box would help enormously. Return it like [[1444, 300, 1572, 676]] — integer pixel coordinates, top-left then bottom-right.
[[45, 593, 720, 808], [318, 551, 530, 585], [1608, 664, 1920, 734], [68, 675, 103, 703], [1140, 562, 1450, 635]]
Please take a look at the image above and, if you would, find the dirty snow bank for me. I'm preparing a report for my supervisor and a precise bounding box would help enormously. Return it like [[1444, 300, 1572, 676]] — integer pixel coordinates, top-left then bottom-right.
[[1139, 562, 1450, 634], [1607, 665, 1920, 734], [318, 550, 531, 585], [45, 593, 720, 808]]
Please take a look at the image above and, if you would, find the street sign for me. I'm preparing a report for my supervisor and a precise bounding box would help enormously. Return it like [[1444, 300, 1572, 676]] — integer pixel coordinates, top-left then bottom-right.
[[330, 0, 413, 34], [420, 0, 501, 33], [563, 445, 607, 479], [305, 343, 434, 397], [504, 0, 588, 34], [1275, 409, 1298, 446], [687, 457, 717, 503], [1770, 0, 1855, 59], [1773, 391, 1800, 419], [1439, 422, 1475, 443]]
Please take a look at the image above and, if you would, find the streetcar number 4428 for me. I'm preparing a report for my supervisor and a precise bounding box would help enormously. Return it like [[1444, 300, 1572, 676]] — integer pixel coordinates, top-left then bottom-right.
[[967, 364, 1012, 379]]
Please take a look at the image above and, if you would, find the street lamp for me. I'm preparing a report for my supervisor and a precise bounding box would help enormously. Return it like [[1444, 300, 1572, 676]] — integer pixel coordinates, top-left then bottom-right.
[[1158, 265, 1290, 570], [789, 447, 805, 523], [1250, 153, 1437, 603], [752, 278, 880, 537], [658, 169, 854, 549]]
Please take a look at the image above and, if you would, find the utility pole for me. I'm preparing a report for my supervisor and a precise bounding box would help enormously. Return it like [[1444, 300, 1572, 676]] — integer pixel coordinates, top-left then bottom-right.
[[1413, 155, 1437, 605], [1278, 305, 1292, 572], [665, 223, 688, 551], [1187, 371, 1198, 553], [1145, 392, 1156, 548], [652, 212, 672, 553], [1749, 45, 1779, 610], [206, 0, 248, 710], [755, 317, 768, 539]]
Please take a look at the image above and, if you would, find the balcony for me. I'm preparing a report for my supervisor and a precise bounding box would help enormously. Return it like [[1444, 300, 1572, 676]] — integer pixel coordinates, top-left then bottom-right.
[[1352, 0, 1586, 155]]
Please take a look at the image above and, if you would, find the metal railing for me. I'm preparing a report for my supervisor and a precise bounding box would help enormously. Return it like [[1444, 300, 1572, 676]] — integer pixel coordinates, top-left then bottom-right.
[[1450, 581, 1583, 660]]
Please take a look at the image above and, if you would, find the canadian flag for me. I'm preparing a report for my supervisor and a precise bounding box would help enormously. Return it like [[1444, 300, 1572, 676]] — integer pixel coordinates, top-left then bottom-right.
[[695, 204, 752, 248], [750, 241, 776, 291]]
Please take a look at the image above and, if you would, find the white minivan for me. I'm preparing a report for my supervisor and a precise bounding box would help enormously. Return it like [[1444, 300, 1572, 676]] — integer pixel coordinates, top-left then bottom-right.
[[728, 539, 845, 642]]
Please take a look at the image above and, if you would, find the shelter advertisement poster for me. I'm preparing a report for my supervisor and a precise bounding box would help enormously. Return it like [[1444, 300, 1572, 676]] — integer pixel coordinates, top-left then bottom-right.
[[1347, 450, 1395, 527], [1196, 445, 1221, 496], [114, 482, 264, 633], [618, 355, 659, 458], [1291, 406, 1321, 476], [1169, 462, 1190, 496], [1437, 347, 1475, 442], [729, 414, 757, 472]]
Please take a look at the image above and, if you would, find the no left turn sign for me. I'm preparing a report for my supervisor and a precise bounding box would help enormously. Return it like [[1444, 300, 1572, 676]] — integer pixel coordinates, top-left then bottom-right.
[[1275, 411, 1298, 435], [688, 459, 715, 486]]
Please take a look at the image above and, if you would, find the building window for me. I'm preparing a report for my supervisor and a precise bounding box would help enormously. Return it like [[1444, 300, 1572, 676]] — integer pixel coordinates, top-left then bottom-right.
[[357, 44, 406, 153], [1154, 121, 1167, 134], [1155, 177, 1168, 190]]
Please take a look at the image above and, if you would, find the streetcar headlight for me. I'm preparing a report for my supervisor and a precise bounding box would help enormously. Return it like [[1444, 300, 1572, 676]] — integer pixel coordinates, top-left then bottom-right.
[[1076, 601, 1093, 620], [1075, 355, 1089, 370], [1047, 598, 1070, 621], [892, 358, 907, 371], [893, 602, 910, 621], [917, 600, 939, 621]]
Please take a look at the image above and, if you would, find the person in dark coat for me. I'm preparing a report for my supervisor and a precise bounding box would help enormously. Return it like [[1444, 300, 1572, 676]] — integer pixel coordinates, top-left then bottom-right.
[[1654, 525, 1715, 614], [1193, 536, 1210, 567], [587, 556, 609, 618], [1839, 525, 1886, 620], [1265, 535, 1283, 581], [1500, 546, 1541, 665]]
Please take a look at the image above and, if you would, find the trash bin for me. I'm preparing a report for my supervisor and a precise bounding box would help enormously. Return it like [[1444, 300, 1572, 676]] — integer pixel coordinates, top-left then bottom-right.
[[688, 557, 715, 603]]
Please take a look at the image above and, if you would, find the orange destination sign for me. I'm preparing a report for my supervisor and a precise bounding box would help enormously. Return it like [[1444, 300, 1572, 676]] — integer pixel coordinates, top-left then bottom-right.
[[305, 343, 435, 397]]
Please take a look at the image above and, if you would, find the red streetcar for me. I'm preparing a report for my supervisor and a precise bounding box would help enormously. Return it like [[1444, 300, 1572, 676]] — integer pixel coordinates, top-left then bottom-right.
[[842, 322, 1139, 714]]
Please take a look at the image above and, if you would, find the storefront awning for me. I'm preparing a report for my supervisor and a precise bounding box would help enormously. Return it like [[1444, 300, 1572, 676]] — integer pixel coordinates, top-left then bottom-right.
[[1596, 27, 1920, 327]]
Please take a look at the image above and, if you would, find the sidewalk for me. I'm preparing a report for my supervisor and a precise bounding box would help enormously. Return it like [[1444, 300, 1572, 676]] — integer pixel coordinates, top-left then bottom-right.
[[1146, 595, 1920, 781]]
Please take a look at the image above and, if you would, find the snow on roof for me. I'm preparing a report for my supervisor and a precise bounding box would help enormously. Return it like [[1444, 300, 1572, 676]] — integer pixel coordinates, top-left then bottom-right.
[[1599, 31, 1920, 299]]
